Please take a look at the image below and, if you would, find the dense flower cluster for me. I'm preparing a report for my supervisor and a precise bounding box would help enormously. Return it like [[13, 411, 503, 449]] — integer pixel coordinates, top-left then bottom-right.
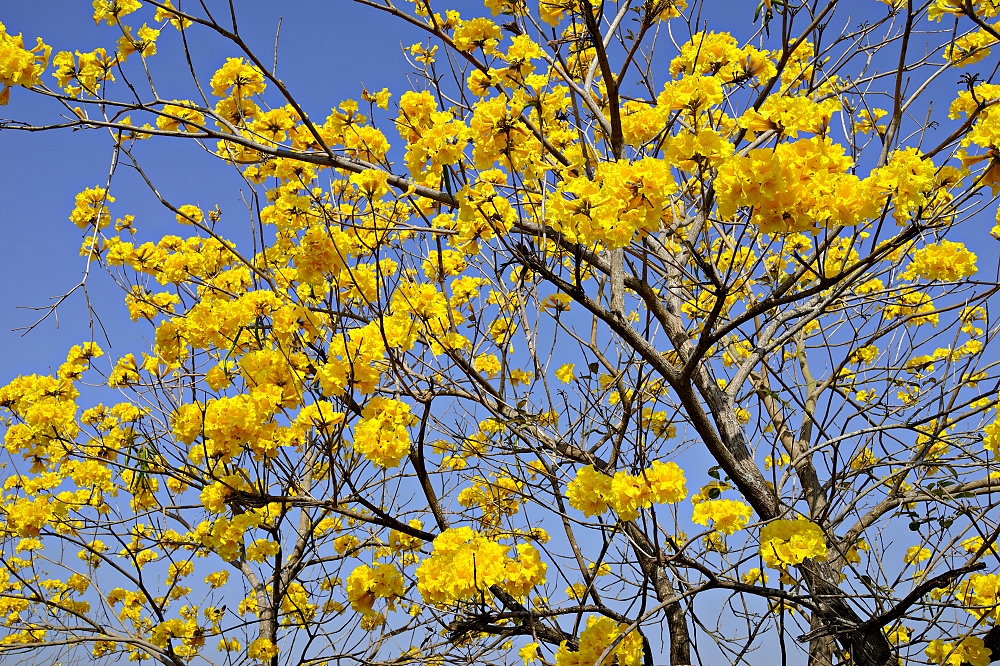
[[0, 21, 50, 105], [758, 520, 828, 569], [415, 527, 546, 605], [554, 616, 643, 666], [345, 563, 405, 617], [547, 158, 677, 248], [351, 397, 417, 468], [691, 499, 753, 535], [715, 138, 881, 233], [925, 636, 991, 666], [905, 240, 978, 282], [957, 573, 1000, 624], [566, 462, 686, 520]]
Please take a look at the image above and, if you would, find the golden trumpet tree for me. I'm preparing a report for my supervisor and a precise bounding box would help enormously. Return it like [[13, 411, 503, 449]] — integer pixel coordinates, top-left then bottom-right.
[[1, 1, 1000, 665]]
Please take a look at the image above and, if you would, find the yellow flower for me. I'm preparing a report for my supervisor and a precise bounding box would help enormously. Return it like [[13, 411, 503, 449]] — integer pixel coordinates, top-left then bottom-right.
[[350, 168, 391, 200], [555, 363, 576, 383], [904, 240, 978, 282], [520, 642, 541, 665], [333, 534, 360, 556], [0, 22, 51, 105], [247, 637, 278, 662], [204, 571, 229, 588], [69, 185, 114, 230], [154, 0, 192, 29], [415, 527, 546, 605], [758, 519, 828, 569], [117, 23, 160, 59], [92, 0, 141, 26], [926, 636, 991, 666], [692, 499, 752, 535], [554, 616, 643, 666], [210, 57, 266, 98], [849, 447, 877, 471], [956, 573, 1000, 624], [715, 137, 879, 234], [884, 625, 909, 645], [351, 397, 416, 468], [566, 462, 686, 520], [764, 453, 790, 470], [156, 100, 205, 133], [361, 86, 391, 108], [346, 563, 405, 614], [903, 545, 931, 565], [175, 204, 204, 226]]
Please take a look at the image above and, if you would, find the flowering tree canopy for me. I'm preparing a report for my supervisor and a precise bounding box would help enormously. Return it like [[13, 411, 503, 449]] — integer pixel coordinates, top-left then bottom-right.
[[2, 1, 1000, 665]]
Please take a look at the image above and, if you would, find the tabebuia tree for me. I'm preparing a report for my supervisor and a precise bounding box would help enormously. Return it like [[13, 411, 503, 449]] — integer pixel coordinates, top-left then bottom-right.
[[2, 0, 1000, 664]]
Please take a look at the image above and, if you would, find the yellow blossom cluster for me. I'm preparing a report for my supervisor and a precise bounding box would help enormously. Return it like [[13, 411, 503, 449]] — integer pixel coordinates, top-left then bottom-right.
[[566, 462, 686, 520], [397, 90, 471, 179], [670, 31, 774, 85], [905, 240, 978, 282], [715, 137, 881, 233], [51, 47, 120, 97], [105, 233, 238, 286], [156, 100, 205, 133], [929, 0, 1000, 22], [247, 637, 278, 663], [91, 0, 141, 25], [742, 568, 768, 585], [849, 447, 878, 471], [554, 615, 643, 666], [0, 21, 50, 105], [203, 512, 262, 562], [1, 365, 82, 470], [197, 393, 281, 462], [345, 563, 405, 617], [116, 23, 160, 59], [691, 499, 753, 535], [872, 148, 939, 224], [351, 397, 416, 468], [883, 290, 939, 327], [903, 545, 931, 566], [925, 636, 991, 666], [947, 29, 998, 66], [68, 186, 114, 230], [985, 415, 1000, 454], [548, 158, 677, 248], [957, 573, 1000, 624], [209, 57, 266, 100], [758, 519, 828, 569], [739, 94, 839, 138], [415, 527, 546, 605], [388, 520, 424, 553]]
